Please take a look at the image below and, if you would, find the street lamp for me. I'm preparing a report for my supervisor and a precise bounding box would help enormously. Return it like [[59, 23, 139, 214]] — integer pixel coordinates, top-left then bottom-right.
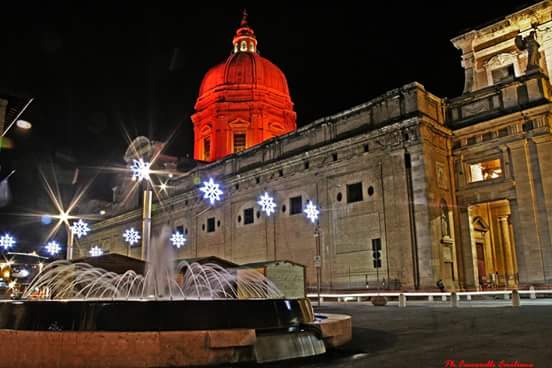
[[130, 159, 153, 261], [304, 200, 322, 307]]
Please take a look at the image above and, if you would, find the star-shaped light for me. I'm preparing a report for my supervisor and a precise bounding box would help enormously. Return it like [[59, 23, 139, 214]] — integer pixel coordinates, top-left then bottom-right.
[[304, 201, 320, 224], [130, 158, 151, 182], [123, 228, 141, 246], [45, 241, 61, 256], [89, 246, 103, 257], [71, 219, 90, 239], [257, 192, 277, 216], [170, 231, 187, 248], [0, 233, 16, 250], [199, 178, 223, 205]]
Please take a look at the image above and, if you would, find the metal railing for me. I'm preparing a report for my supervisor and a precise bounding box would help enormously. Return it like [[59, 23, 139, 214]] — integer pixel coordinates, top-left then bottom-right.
[[307, 287, 552, 307]]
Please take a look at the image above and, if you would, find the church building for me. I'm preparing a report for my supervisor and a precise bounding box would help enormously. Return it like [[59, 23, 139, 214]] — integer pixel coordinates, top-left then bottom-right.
[[78, 2, 552, 291]]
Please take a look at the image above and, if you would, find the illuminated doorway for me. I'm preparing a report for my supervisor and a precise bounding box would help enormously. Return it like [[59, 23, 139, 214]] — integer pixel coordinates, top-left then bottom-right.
[[468, 199, 518, 288]]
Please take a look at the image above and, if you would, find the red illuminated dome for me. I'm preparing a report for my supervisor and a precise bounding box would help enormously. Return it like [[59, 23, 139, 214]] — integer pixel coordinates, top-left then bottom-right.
[[192, 11, 297, 162]]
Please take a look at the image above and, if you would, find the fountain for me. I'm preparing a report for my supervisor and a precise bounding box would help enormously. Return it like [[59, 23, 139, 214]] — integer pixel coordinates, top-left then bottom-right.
[[0, 226, 351, 367]]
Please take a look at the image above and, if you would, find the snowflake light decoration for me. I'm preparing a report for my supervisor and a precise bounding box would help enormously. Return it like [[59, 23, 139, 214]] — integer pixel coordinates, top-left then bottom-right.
[[199, 178, 223, 205], [45, 241, 61, 256], [71, 219, 90, 239], [89, 246, 103, 257], [257, 192, 277, 216], [0, 233, 16, 250], [123, 228, 141, 246], [304, 201, 320, 224], [130, 158, 151, 182], [170, 231, 187, 248]]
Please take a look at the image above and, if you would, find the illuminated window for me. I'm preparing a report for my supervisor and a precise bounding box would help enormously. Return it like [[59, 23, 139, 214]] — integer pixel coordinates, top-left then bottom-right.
[[249, 42, 255, 52], [468, 159, 502, 183], [240, 41, 247, 51], [233, 133, 246, 153], [203, 138, 211, 161]]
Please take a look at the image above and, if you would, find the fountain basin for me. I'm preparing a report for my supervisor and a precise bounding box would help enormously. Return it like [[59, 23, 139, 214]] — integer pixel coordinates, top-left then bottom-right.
[[0, 298, 352, 367]]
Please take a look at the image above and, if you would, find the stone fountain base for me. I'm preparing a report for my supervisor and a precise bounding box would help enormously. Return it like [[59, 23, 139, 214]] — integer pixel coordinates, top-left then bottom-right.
[[0, 299, 351, 367]]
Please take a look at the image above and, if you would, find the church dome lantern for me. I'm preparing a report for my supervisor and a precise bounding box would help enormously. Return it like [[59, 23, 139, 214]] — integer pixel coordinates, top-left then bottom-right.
[[192, 11, 297, 162]]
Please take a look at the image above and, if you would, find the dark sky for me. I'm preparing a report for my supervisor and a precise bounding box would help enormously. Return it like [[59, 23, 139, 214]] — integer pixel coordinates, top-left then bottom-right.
[[0, 1, 540, 242]]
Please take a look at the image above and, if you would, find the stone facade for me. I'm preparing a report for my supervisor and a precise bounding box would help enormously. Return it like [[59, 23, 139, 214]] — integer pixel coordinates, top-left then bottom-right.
[[78, 2, 552, 290]]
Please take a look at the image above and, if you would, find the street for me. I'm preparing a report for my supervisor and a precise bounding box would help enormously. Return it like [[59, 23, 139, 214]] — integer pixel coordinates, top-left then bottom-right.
[[251, 301, 552, 368]]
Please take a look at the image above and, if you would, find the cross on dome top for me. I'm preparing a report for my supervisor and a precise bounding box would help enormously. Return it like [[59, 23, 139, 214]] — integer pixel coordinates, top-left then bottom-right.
[[233, 9, 257, 54]]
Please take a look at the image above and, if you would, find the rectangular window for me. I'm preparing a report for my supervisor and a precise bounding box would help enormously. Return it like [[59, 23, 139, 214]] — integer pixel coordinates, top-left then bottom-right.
[[233, 133, 246, 153], [176, 225, 184, 234], [467, 159, 502, 183], [491, 64, 515, 84], [203, 138, 211, 161], [207, 217, 215, 232], [243, 208, 254, 225], [347, 182, 363, 203], [290, 196, 302, 215]]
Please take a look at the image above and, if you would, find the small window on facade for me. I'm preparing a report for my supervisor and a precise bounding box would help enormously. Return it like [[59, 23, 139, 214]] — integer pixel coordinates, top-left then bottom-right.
[[482, 132, 493, 141], [491, 64, 515, 84], [184, 228, 188, 235], [363, 144, 369, 153], [203, 137, 211, 161], [347, 182, 363, 203], [336, 192, 343, 202], [255, 177, 260, 184], [176, 225, 184, 234], [468, 159, 502, 183], [235, 183, 240, 190], [244, 208, 254, 225], [290, 196, 302, 215], [278, 169, 284, 177], [282, 204, 286, 213], [240, 41, 247, 51], [522, 121, 534, 132], [304, 161, 309, 170], [233, 133, 246, 153], [467, 136, 477, 145], [249, 42, 255, 52], [367, 186, 374, 196], [332, 153, 338, 161], [207, 217, 216, 232], [498, 127, 509, 137]]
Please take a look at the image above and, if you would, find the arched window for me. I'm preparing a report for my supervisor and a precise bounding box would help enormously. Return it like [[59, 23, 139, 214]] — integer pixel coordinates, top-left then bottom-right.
[[240, 41, 247, 51], [440, 199, 451, 238]]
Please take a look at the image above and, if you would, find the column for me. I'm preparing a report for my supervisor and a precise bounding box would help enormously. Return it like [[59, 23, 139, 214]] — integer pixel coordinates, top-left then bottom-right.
[[499, 216, 516, 287]]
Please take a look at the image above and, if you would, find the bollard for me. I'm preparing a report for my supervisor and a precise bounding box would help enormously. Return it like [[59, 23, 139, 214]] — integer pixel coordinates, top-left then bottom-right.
[[451, 292, 458, 308], [428, 295, 434, 302], [399, 293, 407, 308], [319, 297, 324, 303], [441, 295, 447, 302], [529, 286, 536, 300], [356, 296, 362, 303], [467, 294, 472, 301], [512, 289, 521, 307], [504, 292, 510, 300]]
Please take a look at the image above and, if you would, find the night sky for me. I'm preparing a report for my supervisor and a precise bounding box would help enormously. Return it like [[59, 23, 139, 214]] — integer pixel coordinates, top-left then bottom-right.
[[0, 1, 540, 241]]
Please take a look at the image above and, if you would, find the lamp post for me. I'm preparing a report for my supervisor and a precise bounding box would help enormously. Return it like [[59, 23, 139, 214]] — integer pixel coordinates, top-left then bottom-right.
[[304, 200, 321, 307], [130, 158, 152, 262], [314, 224, 321, 307]]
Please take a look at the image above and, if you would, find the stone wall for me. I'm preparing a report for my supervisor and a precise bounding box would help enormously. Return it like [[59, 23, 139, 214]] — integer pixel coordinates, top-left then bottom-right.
[[79, 83, 448, 290]]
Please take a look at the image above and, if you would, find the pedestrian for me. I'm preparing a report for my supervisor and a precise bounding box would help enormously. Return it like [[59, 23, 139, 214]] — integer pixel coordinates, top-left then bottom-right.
[[436, 279, 445, 292]]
